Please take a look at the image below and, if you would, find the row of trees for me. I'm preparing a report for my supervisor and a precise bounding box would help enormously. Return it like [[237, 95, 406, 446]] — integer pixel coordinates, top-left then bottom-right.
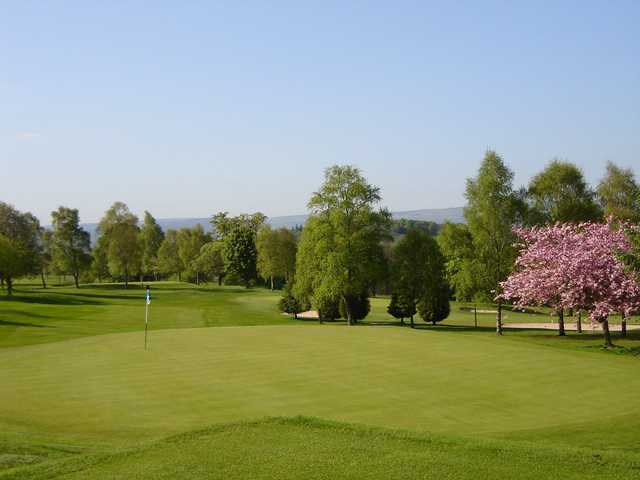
[[0, 200, 299, 294]]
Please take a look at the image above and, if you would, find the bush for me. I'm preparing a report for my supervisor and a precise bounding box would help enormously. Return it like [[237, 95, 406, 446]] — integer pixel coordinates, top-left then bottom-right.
[[418, 284, 450, 325], [339, 293, 371, 322], [279, 283, 302, 318], [316, 296, 341, 321]]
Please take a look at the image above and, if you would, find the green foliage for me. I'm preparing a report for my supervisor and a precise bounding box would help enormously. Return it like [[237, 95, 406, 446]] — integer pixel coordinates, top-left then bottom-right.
[[597, 161, 640, 223], [177, 225, 210, 283], [528, 159, 602, 224], [140, 211, 165, 278], [464, 151, 524, 300], [97, 202, 142, 287], [387, 292, 416, 322], [339, 292, 371, 321], [437, 222, 478, 301], [211, 212, 265, 288], [316, 294, 341, 321], [223, 224, 258, 287], [50, 207, 92, 288], [0, 202, 42, 294], [194, 241, 225, 284], [418, 282, 450, 324], [157, 230, 182, 279], [91, 235, 110, 281], [391, 219, 440, 236], [257, 225, 297, 289], [303, 165, 391, 325], [278, 282, 302, 316]]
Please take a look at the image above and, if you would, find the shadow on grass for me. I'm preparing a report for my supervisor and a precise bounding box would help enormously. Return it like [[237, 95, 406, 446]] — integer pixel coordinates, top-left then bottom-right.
[[0, 319, 54, 328], [0, 293, 103, 306]]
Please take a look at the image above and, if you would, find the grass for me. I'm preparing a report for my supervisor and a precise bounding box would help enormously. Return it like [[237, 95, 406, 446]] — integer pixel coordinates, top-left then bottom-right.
[[1, 281, 640, 478], [4, 417, 639, 480]]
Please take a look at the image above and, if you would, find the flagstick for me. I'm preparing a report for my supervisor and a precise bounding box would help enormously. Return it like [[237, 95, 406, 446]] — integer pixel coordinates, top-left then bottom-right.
[[144, 300, 149, 350]]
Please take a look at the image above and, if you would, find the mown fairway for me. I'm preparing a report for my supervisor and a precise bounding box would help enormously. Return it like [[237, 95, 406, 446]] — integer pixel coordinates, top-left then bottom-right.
[[1, 282, 640, 479]]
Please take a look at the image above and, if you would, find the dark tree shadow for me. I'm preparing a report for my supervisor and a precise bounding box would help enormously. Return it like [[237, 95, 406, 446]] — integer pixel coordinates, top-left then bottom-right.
[[0, 319, 54, 328], [0, 294, 103, 306]]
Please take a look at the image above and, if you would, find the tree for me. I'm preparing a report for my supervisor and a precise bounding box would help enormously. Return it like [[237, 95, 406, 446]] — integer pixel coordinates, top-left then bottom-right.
[[339, 292, 370, 321], [0, 202, 42, 295], [50, 207, 92, 288], [465, 151, 525, 334], [194, 241, 226, 285], [387, 293, 416, 326], [417, 238, 450, 326], [157, 230, 182, 280], [437, 222, 478, 301], [211, 213, 265, 288], [500, 222, 640, 347], [389, 230, 432, 327], [177, 225, 210, 284], [97, 202, 141, 288], [91, 235, 110, 282], [140, 211, 164, 280], [223, 225, 258, 287], [528, 160, 602, 224], [597, 162, 640, 223], [279, 282, 302, 319], [257, 225, 297, 289], [39, 230, 54, 288], [304, 165, 391, 325]]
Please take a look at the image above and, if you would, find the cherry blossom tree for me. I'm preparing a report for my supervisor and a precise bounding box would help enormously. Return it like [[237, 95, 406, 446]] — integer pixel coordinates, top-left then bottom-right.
[[499, 221, 640, 347]]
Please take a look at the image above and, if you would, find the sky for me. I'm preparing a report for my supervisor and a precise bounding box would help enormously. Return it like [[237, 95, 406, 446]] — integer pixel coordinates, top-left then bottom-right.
[[2, 1, 639, 224]]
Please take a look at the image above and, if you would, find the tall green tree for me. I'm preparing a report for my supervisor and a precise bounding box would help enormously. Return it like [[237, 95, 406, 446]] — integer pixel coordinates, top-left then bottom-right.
[[391, 229, 449, 327], [194, 241, 226, 285], [0, 202, 42, 295], [157, 229, 182, 280], [528, 159, 602, 224], [91, 236, 110, 282], [465, 151, 525, 334], [140, 211, 164, 280], [97, 202, 141, 288], [39, 229, 54, 288], [257, 225, 297, 289], [50, 207, 92, 288], [212, 212, 265, 288], [597, 162, 640, 223], [437, 222, 478, 301], [177, 225, 210, 284], [303, 165, 391, 325]]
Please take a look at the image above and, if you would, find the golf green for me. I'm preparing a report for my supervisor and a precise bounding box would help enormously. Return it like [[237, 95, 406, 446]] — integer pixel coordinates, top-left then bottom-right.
[[2, 324, 639, 450]]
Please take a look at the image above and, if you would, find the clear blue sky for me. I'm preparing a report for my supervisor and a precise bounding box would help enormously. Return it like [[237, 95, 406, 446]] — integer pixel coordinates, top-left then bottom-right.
[[2, 1, 639, 223]]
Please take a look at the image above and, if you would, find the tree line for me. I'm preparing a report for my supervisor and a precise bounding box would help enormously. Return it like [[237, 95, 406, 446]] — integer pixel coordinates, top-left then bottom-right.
[[1, 153, 639, 337]]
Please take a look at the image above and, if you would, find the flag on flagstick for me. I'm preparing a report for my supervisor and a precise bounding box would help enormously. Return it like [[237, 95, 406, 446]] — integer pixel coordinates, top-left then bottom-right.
[[144, 286, 151, 350]]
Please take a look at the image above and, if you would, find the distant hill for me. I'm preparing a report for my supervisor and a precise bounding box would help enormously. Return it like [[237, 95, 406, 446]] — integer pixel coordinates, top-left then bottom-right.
[[79, 207, 464, 242]]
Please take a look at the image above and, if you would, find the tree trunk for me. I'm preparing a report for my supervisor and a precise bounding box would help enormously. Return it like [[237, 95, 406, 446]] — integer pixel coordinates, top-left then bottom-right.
[[432, 320, 436, 326], [576, 311, 582, 333], [218, 275, 223, 286], [621, 313, 627, 338], [124, 268, 129, 289], [343, 296, 353, 326], [41, 271, 47, 289], [270, 276, 274, 290], [400, 317, 404, 326], [496, 302, 503, 335], [557, 308, 565, 336], [474, 305, 478, 328], [6, 277, 13, 296], [602, 318, 613, 348], [74, 273, 79, 289], [410, 315, 414, 329]]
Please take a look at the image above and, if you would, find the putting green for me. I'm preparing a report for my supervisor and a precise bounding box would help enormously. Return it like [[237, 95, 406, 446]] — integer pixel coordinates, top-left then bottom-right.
[[2, 325, 639, 448]]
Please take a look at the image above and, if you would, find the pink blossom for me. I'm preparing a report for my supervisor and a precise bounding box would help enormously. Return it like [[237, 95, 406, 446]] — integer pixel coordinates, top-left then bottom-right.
[[499, 221, 640, 323]]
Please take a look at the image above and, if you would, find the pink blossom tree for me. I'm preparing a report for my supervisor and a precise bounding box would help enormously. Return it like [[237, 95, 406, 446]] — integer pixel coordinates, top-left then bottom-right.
[[499, 221, 640, 347]]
